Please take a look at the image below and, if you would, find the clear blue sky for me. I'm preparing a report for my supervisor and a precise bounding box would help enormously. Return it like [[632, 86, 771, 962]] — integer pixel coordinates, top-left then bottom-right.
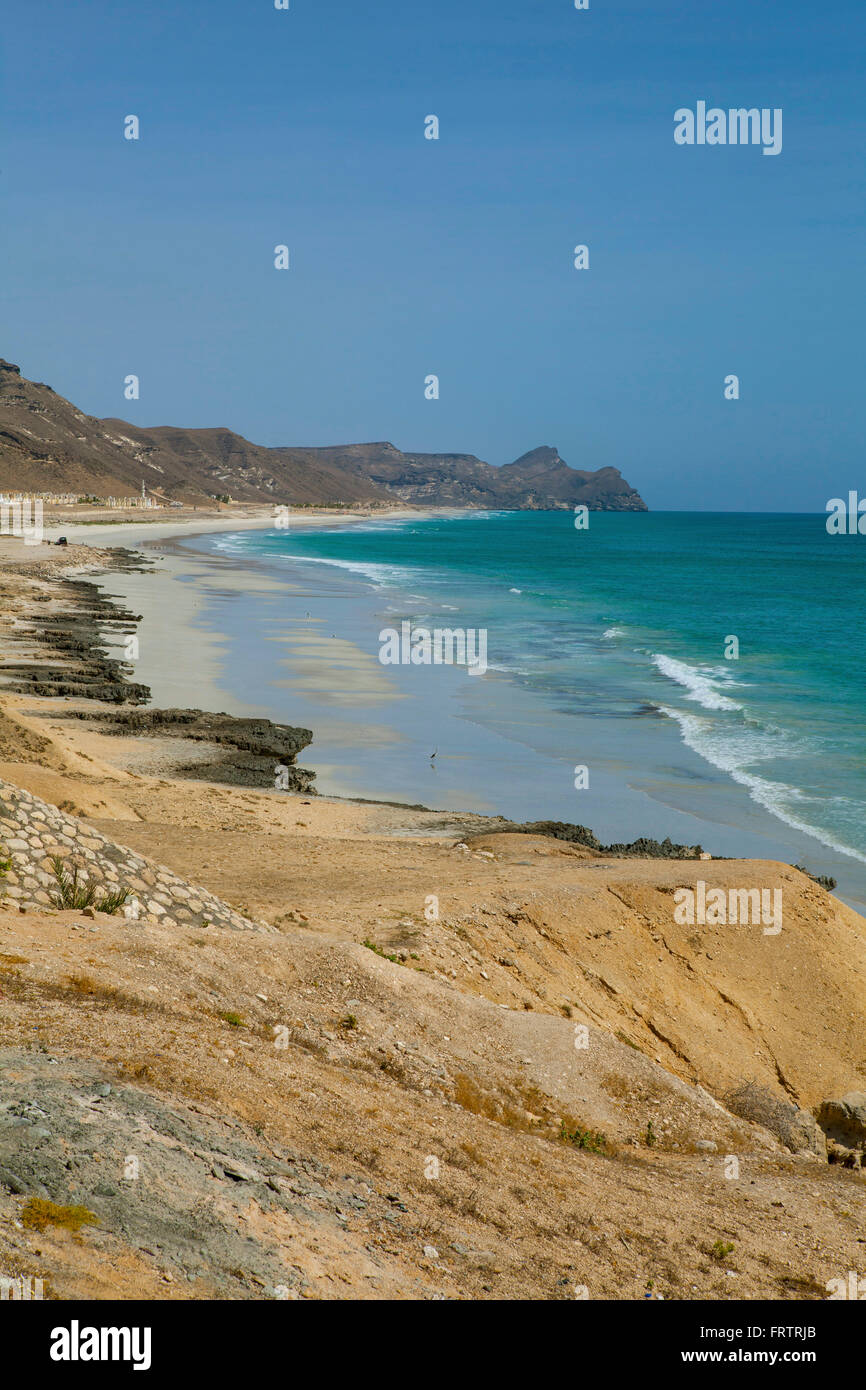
[[3, 0, 863, 509]]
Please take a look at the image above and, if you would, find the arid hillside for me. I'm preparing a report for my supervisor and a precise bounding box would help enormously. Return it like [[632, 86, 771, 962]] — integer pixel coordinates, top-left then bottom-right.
[[0, 689, 863, 1300], [0, 357, 647, 510]]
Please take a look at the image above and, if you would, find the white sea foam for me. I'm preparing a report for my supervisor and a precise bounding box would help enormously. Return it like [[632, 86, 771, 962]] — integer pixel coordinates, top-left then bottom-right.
[[207, 532, 416, 590], [263, 550, 415, 589], [652, 653, 743, 711], [209, 532, 250, 551], [603, 627, 625, 639], [659, 705, 866, 865]]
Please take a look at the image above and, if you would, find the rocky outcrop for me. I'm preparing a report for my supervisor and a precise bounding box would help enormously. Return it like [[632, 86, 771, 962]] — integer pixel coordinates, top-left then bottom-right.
[[816, 1092, 866, 1167], [2, 563, 152, 706], [70, 708, 316, 793], [491, 821, 705, 858], [494, 446, 647, 511], [785, 1108, 828, 1158], [327, 441, 647, 511], [0, 1049, 384, 1299]]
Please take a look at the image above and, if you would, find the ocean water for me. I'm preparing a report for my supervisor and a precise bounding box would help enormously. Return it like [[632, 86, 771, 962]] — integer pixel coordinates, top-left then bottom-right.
[[179, 511, 866, 906]]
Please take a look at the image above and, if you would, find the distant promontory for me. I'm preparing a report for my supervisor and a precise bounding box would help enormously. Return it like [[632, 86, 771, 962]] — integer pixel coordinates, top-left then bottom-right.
[[0, 358, 647, 512]]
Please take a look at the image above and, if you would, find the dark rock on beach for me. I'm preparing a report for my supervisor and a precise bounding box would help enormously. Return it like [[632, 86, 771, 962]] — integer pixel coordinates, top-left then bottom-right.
[[494, 821, 705, 860], [1, 567, 153, 705], [500, 820, 602, 850], [0, 555, 316, 793], [67, 708, 316, 793], [4, 666, 150, 704], [794, 864, 837, 892], [602, 835, 704, 860]]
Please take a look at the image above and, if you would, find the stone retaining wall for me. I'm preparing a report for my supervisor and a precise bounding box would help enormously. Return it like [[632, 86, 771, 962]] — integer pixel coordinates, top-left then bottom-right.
[[0, 780, 265, 933]]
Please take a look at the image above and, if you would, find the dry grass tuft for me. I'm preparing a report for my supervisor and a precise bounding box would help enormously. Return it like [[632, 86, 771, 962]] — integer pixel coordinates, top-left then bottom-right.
[[724, 1079, 803, 1150], [21, 1199, 100, 1235]]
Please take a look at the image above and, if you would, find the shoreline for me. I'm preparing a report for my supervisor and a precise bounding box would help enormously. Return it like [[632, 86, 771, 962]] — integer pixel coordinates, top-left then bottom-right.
[[103, 519, 866, 909], [0, 528, 864, 1301], [0, 528, 710, 857], [40, 503, 459, 551], [4, 510, 865, 906]]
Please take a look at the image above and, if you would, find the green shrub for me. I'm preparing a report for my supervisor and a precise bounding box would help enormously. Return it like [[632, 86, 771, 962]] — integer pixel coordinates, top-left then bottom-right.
[[50, 856, 130, 914]]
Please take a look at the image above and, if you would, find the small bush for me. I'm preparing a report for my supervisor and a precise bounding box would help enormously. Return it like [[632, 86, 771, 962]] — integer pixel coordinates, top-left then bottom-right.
[[363, 939, 400, 963], [57, 973, 164, 1017], [95, 885, 131, 914], [724, 1080, 802, 1150], [21, 1199, 99, 1234], [49, 857, 130, 915], [65, 973, 118, 1001], [560, 1124, 608, 1154]]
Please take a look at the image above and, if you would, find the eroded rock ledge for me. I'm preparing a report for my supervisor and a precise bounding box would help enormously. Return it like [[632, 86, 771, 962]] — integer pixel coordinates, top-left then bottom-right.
[[64, 708, 316, 793], [493, 820, 707, 859], [0, 554, 316, 793]]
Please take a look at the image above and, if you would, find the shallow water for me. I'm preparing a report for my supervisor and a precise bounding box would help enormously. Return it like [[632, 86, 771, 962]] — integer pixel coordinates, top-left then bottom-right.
[[161, 511, 866, 911]]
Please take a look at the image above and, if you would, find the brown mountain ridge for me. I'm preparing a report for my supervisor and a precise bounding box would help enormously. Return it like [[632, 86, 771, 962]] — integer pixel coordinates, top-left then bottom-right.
[[0, 357, 647, 511]]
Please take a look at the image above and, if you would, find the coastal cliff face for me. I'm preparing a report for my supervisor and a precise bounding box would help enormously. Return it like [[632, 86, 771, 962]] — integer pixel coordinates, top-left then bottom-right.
[[309, 441, 647, 511], [0, 358, 647, 511]]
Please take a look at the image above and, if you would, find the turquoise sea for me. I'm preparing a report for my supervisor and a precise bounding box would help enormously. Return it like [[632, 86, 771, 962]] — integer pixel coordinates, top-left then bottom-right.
[[177, 511, 866, 908]]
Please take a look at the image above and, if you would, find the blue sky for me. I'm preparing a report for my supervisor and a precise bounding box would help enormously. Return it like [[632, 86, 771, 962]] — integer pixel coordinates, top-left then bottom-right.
[[3, 0, 863, 509]]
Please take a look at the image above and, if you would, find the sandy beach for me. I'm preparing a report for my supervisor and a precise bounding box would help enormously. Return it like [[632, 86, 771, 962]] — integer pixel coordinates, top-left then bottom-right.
[[42, 503, 441, 549], [3, 0, 862, 1332], [38, 508, 866, 914], [0, 523, 863, 1302]]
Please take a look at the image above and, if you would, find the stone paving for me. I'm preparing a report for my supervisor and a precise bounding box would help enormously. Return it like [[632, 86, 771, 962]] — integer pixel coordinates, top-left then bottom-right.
[[0, 780, 266, 932]]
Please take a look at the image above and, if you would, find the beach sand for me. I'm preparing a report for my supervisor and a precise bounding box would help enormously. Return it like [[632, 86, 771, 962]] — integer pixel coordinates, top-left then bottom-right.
[[0, 525, 863, 1300], [44, 510, 866, 913]]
